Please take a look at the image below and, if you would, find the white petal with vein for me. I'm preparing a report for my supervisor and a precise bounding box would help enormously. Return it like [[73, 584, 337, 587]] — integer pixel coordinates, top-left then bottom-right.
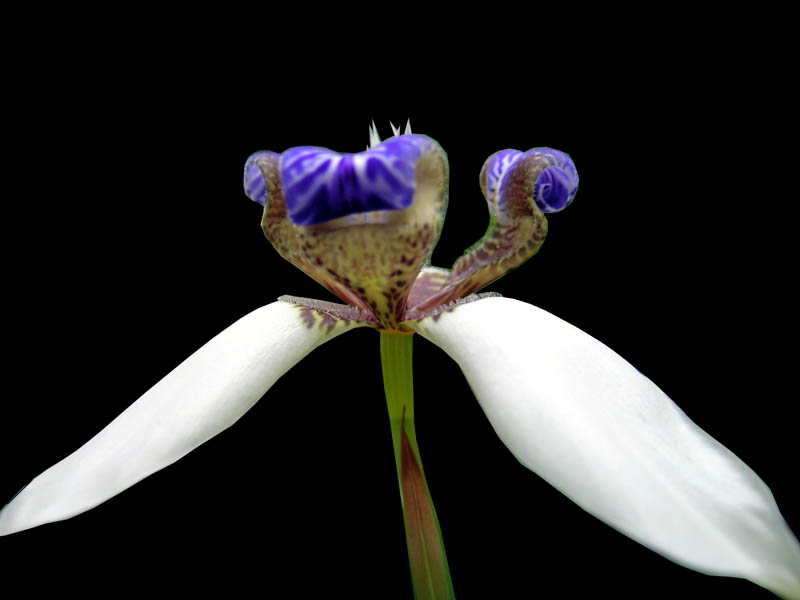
[[412, 297, 800, 598], [0, 301, 358, 536]]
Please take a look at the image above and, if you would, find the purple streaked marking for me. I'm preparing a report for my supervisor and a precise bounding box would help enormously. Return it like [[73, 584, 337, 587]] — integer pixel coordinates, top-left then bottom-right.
[[530, 149, 578, 213], [486, 150, 522, 200], [280, 135, 431, 226], [243, 151, 278, 207]]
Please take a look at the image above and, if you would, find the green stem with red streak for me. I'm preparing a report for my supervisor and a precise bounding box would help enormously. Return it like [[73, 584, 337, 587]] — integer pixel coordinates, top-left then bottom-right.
[[380, 332, 456, 600]]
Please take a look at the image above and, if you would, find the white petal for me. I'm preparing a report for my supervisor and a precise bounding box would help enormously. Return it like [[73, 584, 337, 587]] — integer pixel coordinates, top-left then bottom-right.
[[0, 301, 361, 536], [411, 297, 800, 598]]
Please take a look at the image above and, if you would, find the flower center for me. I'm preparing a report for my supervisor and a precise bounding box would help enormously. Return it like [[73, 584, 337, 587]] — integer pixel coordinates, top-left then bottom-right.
[[244, 126, 578, 330], [247, 134, 447, 331]]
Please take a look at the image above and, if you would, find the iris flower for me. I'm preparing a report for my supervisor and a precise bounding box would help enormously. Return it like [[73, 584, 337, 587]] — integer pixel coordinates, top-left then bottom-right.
[[1, 122, 798, 599]]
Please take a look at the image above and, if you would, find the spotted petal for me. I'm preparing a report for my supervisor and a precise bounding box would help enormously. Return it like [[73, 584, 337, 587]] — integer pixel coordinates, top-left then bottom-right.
[[0, 301, 364, 536], [411, 297, 800, 598]]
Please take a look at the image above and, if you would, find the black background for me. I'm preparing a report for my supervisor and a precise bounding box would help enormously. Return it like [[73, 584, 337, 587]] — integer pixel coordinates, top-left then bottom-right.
[[1, 47, 796, 598]]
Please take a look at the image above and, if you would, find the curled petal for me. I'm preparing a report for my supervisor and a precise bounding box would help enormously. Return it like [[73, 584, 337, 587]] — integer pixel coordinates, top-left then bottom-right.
[[411, 297, 800, 598], [0, 301, 363, 536], [407, 148, 577, 316], [484, 148, 577, 214], [530, 153, 578, 213]]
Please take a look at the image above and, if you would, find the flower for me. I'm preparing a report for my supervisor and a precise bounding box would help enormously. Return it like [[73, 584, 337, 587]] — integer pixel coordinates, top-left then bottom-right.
[[2, 123, 798, 598]]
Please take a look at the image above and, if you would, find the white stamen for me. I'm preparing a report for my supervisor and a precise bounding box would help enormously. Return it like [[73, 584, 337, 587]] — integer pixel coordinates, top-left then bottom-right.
[[369, 120, 382, 149], [368, 120, 411, 148]]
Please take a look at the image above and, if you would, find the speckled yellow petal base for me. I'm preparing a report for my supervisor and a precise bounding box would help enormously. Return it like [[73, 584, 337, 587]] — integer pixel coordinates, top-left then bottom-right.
[[256, 137, 448, 331]]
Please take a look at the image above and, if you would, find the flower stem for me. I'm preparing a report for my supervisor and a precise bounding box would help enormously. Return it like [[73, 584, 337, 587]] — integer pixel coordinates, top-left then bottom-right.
[[380, 332, 455, 600]]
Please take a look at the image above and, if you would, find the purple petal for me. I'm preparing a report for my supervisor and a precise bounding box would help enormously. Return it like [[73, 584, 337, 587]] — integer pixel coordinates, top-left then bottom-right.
[[531, 150, 579, 213], [279, 135, 431, 226]]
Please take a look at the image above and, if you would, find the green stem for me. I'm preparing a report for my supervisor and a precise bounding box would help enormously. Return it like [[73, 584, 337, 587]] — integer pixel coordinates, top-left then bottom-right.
[[380, 332, 455, 600]]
